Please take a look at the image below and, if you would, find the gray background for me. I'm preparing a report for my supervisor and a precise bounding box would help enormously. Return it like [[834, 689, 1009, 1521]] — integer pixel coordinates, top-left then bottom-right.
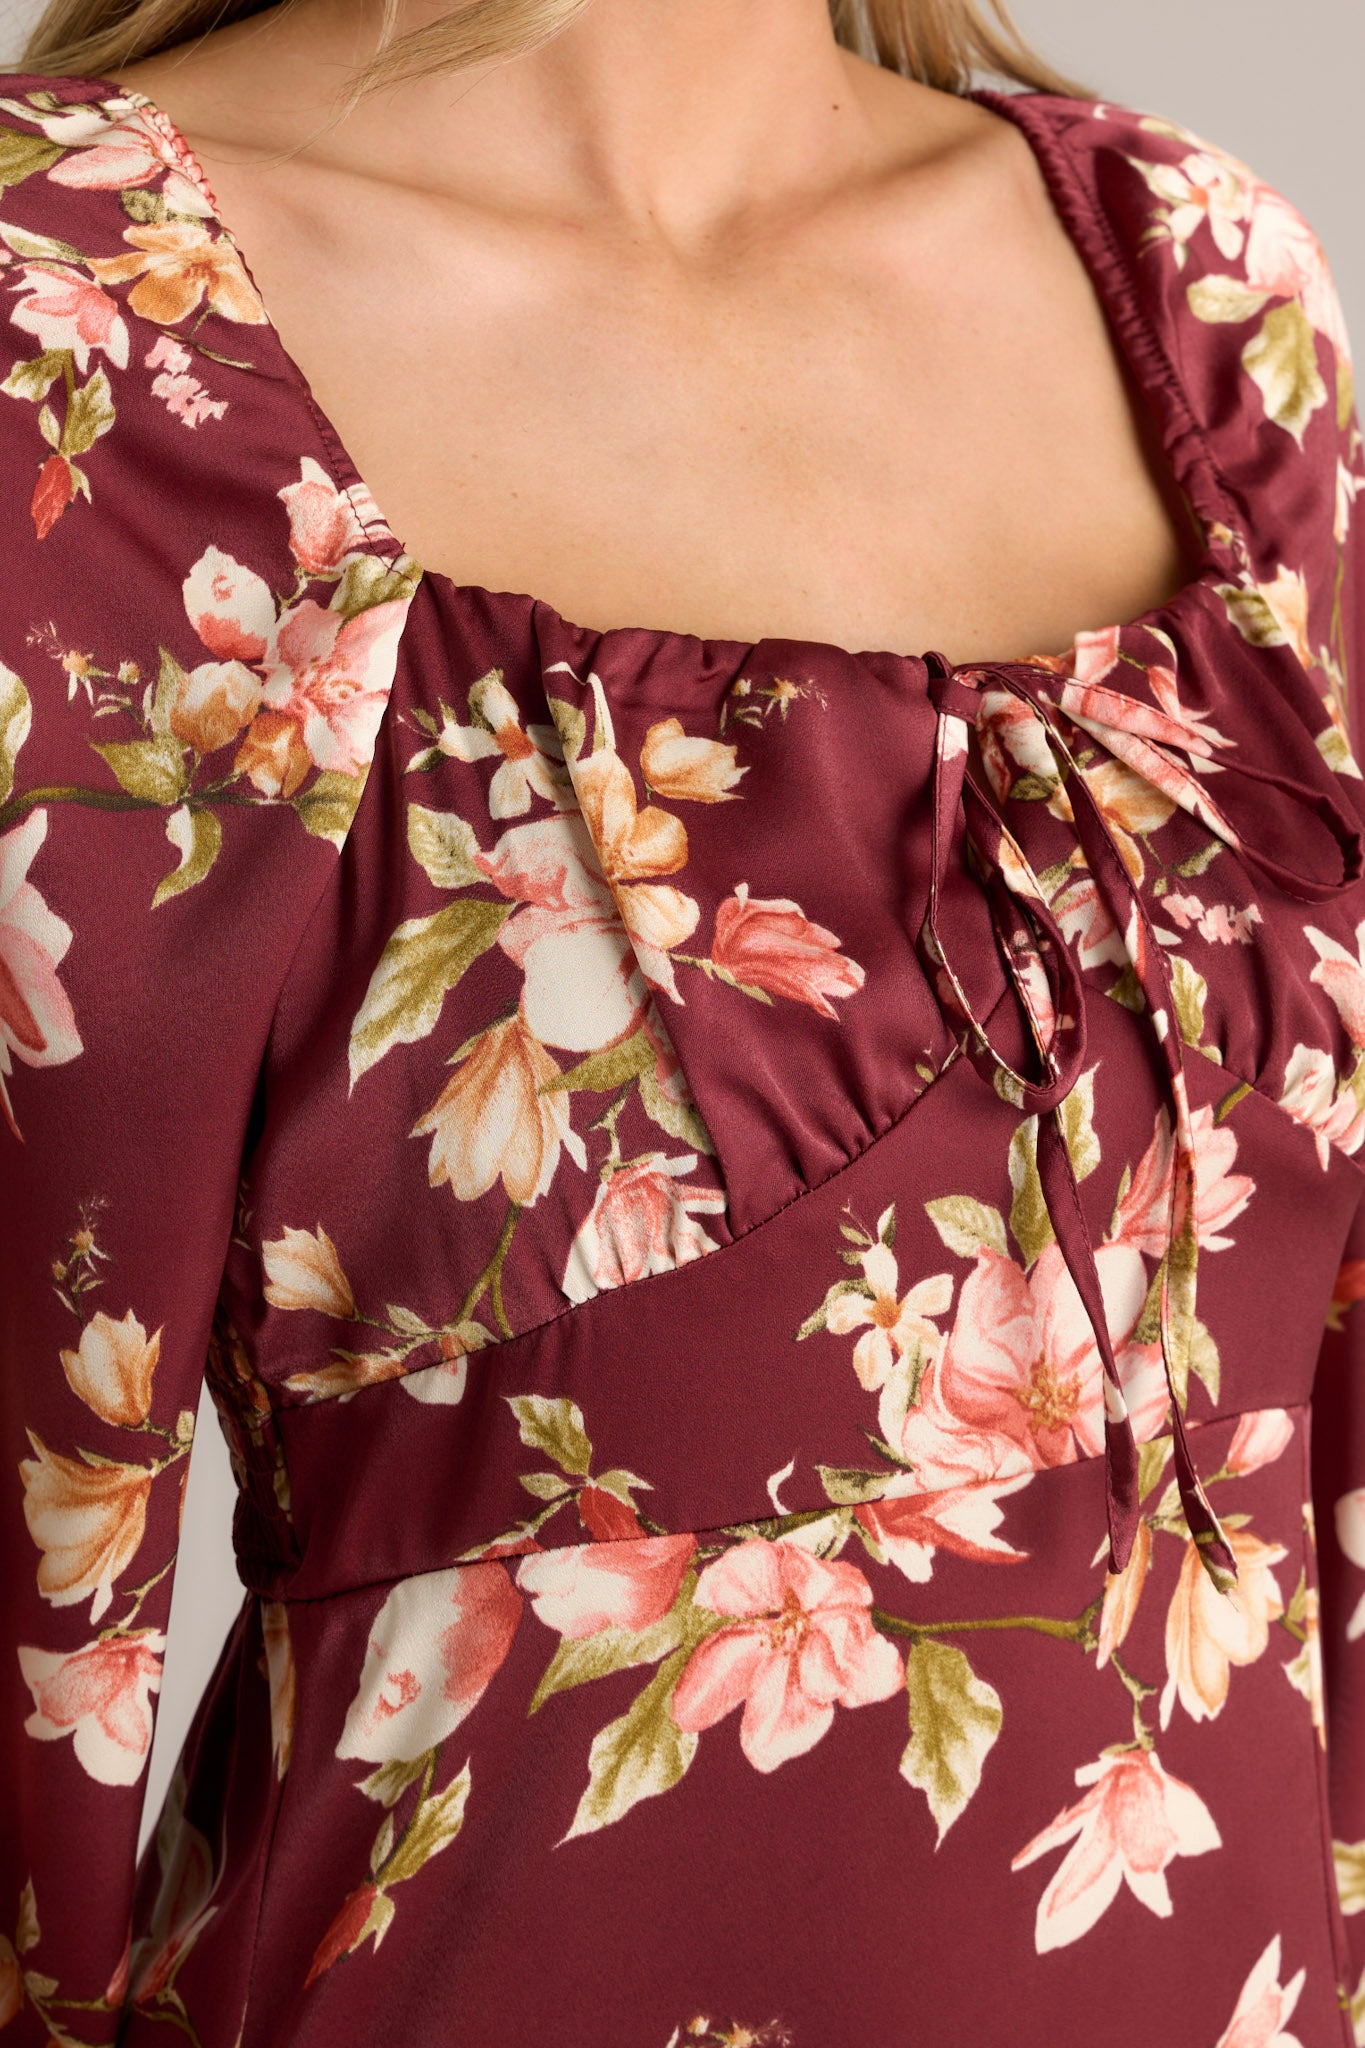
[[0, 0, 1358, 1854]]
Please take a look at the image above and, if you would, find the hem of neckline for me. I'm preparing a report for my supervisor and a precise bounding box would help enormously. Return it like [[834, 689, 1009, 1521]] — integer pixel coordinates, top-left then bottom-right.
[[13, 68, 1248, 676]]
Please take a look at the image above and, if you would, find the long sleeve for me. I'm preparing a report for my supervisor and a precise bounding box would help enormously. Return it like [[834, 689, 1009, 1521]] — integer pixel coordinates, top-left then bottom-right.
[[1309, 225, 1365, 2039], [1316, 392, 1365, 2031], [0, 656, 346, 2037]]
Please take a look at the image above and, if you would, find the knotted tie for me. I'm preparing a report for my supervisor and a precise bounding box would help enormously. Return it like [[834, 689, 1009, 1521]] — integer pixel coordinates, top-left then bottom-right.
[[916, 651, 1364, 1591]]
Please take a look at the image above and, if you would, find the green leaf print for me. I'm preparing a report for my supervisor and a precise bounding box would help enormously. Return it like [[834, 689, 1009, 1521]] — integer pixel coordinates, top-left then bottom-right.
[[381, 1763, 472, 1885], [0, 665, 31, 805], [1185, 275, 1270, 325], [91, 733, 189, 804], [899, 1637, 1003, 1843], [529, 1597, 692, 1715], [153, 804, 222, 906], [407, 803, 485, 890], [1, 347, 66, 404], [0, 129, 62, 190], [562, 1649, 698, 1841], [1242, 300, 1328, 444], [506, 1394, 594, 1477], [295, 769, 367, 847], [924, 1195, 1008, 1261], [349, 899, 512, 1082], [60, 369, 115, 459]]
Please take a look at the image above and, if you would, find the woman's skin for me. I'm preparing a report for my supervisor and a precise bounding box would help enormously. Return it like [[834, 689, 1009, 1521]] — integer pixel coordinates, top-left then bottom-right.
[[113, 0, 1203, 661]]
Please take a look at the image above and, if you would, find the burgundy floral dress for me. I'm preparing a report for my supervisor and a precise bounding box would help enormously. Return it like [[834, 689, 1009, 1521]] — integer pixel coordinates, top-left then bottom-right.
[[2, 67, 1365, 2048]]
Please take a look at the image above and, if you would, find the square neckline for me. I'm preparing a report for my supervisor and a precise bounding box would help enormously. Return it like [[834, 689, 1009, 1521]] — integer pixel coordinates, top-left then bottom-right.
[[69, 68, 1253, 673]]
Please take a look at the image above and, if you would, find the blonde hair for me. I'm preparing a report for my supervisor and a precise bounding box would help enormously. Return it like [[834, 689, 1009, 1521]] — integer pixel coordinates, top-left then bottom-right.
[[23, 0, 1090, 102]]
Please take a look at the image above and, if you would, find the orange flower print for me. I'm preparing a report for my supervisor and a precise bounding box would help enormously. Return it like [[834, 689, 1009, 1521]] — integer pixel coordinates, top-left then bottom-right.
[[18, 1631, 164, 1785], [640, 717, 746, 803], [411, 1013, 587, 1206], [670, 1538, 903, 1772], [58, 1308, 160, 1428], [1011, 1748, 1220, 1952], [89, 221, 266, 327], [167, 658, 262, 757], [20, 1433, 152, 1620], [261, 1223, 356, 1319], [1159, 1528, 1287, 1727]]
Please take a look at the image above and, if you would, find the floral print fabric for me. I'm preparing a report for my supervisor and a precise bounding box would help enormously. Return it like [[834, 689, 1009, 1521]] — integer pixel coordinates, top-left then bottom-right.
[[1, 69, 1364, 2048]]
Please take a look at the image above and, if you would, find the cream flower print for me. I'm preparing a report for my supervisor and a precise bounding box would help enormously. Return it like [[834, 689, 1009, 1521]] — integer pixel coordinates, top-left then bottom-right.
[[670, 1538, 904, 1773], [825, 1240, 954, 1394], [336, 1563, 522, 1765], [1138, 149, 1249, 263], [425, 668, 574, 819], [18, 1631, 165, 1787], [1011, 1748, 1221, 1953], [1276, 1043, 1365, 1168], [1305, 917, 1365, 1047], [1159, 1528, 1287, 1727], [1213, 1935, 1307, 2048], [1335, 1488, 1365, 1641]]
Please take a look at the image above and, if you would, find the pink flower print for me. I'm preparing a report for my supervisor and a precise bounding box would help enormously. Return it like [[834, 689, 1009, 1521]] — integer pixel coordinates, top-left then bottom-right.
[[277, 456, 364, 576], [182, 544, 276, 663], [145, 334, 226, 428], [1305, 918, 1365, 1047], [1214, 1935, 1306, 2048], [1112, 1102, 1254, 1258], [854, 1473, 1030, 1583], [45, 106, 214, 217], [435, 669, 573, 818], [709, 883, 865, 1017], [1225, 1408, 1294, 1477], [561, 1152, 726, 1304], [1276, 1043, 1365, 1168], [825, 1242, 953, 1392], [10, 262, 128, 372], [483, 817, 648, 1053], [1011, 1747, 1221, 1953], [258, 594, 408, 779], [0, 809, 83, 1139], [517, 1533, 697, 1638], [336, 1562, 522, 1764], [1334, 1488, 1365, 1641], [19, 1631, 165, 1786], [1244, 179, 1352, 364], [1160, 892, 1263, 946], [897, 1242, 1168, 1489], [670, 1538, 903, 1772]]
